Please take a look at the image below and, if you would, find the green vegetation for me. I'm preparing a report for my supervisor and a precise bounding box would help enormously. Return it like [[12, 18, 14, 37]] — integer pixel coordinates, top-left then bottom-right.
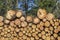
[[28, 0, 56, 15], [0, 0, 17, 16], [0, 0, 60, 18]]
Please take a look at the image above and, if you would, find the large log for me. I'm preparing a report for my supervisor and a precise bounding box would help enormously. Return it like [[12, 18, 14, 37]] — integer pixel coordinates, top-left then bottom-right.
[[46, 13, 55, 21], [6, 10, 16, 20], [37, 9, 47, 19]]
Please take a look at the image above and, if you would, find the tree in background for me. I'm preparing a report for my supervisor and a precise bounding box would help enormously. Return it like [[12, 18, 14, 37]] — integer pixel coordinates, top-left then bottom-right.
[[29, 0, 60, 18], [0, 0, 17, 16], [0, 0, 6, 16], [17, 0, 37, 15], [26, 0, 56, 16], [0, 0, 60, 18], [53, 0, 60, 18]]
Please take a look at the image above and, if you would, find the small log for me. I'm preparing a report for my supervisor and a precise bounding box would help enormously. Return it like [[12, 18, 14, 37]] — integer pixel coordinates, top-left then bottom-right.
[[20, 16, 25, 21], [42, 18, 47, 22], [58, 37, 60, 40], [4, 19, 10, 24], [38, 33, 41, 37], [4, 25, 8, 28], [36, 28, 41, 32], [35, 36, 39, 40], [9, 26, 14, 32], [0, 37, 5, 40], [21, 21, 27, 27], [10, 21, 15, 26], [26, 37, 30, 40], [0, 27, 3, 30], [33, 17, 40, 24], [14, 19, 21, 25], [44, 21, 50, 27], [0, 22, 4, 26], [49, 26, 53, 31], [30, 37, 34, 40], [50, 36, 55, 40], [53, 33, 58, 38], [32, 33, 36, 37], [40, 26, 44, 31], [32, 24, 36, 29], [54, 29, 59, 33], [0, 16, 4, 22], [54, 22, 59, 26], [45, 36, 50, 40], [32, 29, 36, 32], [26, 16, 32, 22], [46, 13, 54, 21], [41, 31, 45, 35], [45, 28, 49, 32], [57, 26, 60, 31], [6, 33, 11, 38], [42, 35, 46, 39], [50, 20, 54, 26], [28, 23, 32, 26], [37, 24, 40, 28], [22, 35, 27, 39], [16, 11, 22, 18], [1, 32, 4, 36], [15, 28, 20, 32], [13, 37, 18, 40], [39, 21, 44, 26], [3, 30, 8, 35], [20, 28, 24, 32]]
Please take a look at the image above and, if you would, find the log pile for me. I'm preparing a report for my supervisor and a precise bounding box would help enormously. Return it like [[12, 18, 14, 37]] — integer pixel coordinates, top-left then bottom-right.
[[0, 9, 60, 40]]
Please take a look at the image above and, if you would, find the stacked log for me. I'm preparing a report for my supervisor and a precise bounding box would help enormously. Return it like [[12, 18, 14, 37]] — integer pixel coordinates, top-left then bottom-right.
[[0, 9, 60, 40]]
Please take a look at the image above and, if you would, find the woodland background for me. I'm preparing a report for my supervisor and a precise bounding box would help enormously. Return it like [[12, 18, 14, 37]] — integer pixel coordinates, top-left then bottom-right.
[[0, 0, 60, 18]]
